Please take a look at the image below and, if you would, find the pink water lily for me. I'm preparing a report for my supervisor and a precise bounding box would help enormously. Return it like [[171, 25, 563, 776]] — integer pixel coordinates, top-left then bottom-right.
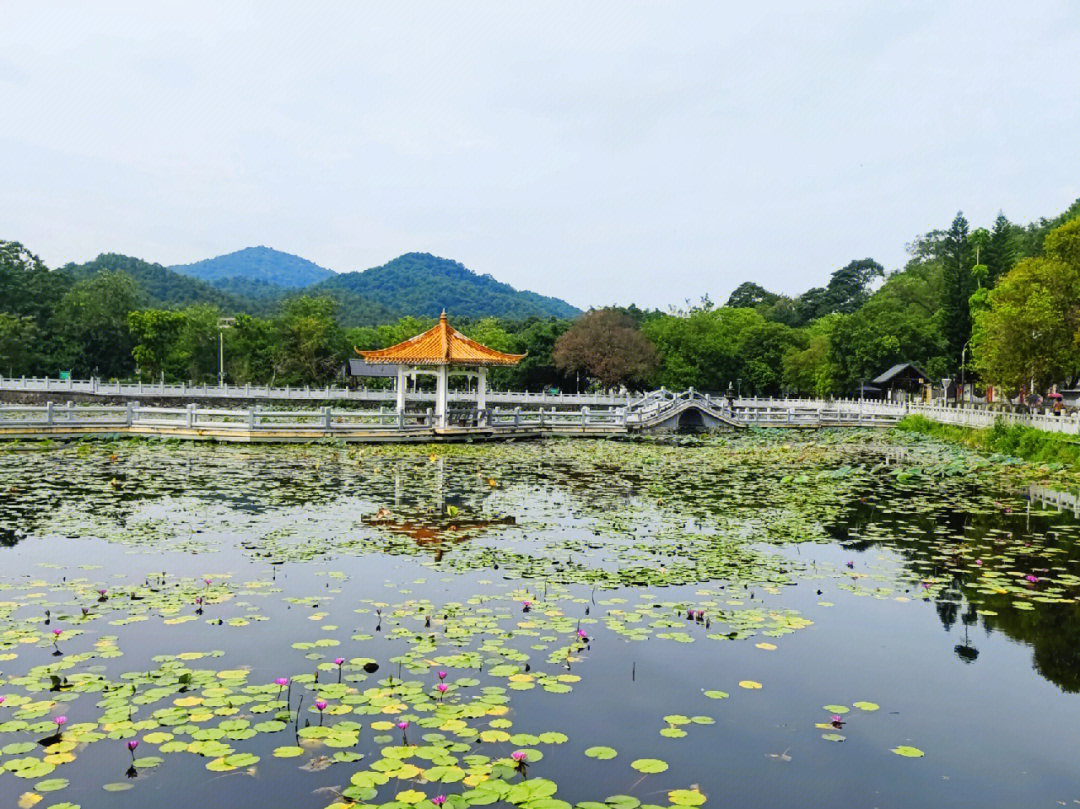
[[397, 721, 409, 730], [511, 750, 527, 762], [437, 683, 448, 694], [1025, 574, 1039, 583], [54, 716, 67, 727], [432, 796, 446, 807], [275, 677, 289, 686], [437, 671, 447, 680], [127, 739, 139, 751], [315, 700, 327, 711], [334, 658, 345, 666]]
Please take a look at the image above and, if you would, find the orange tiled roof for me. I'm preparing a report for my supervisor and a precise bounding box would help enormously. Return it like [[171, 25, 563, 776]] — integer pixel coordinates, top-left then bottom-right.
[[355, 312, 526, 366]]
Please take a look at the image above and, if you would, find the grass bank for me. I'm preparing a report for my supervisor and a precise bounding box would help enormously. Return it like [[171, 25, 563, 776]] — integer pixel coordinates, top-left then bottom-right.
[[895, 414, 1080, 469]]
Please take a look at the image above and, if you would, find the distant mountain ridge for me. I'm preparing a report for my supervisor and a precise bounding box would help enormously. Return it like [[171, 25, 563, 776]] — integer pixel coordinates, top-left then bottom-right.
[[170, 246, 336, 289], [169, 246, 580, 321]]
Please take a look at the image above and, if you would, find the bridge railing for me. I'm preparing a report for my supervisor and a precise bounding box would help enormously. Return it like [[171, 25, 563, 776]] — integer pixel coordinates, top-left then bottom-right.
[[0, 375, 631, 407], [3, 394, 1079, 436]]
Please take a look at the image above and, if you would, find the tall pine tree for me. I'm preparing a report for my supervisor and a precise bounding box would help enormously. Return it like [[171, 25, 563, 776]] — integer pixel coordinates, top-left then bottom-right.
[[939, 212, 973, 367], [984, 213, 1018, 286]]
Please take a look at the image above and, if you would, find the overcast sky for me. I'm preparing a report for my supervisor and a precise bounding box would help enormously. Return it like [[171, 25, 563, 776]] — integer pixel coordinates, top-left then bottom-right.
[[3, 2, 1078, 310]]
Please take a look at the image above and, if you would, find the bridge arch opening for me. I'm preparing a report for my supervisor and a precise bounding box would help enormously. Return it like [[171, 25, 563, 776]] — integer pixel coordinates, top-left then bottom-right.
[[677, 407, 705, 433]]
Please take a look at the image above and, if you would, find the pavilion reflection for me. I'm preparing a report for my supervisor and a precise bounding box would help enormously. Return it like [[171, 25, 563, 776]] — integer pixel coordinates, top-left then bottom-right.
[[364, 459, 515, 560]]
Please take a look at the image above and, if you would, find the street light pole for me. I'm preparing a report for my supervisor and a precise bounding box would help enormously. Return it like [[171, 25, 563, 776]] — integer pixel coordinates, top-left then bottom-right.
[[217, 317, 235, 388]]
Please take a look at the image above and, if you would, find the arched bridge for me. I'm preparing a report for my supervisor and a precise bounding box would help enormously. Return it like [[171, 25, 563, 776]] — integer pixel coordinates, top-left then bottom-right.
[[626, 389, 743, 432]]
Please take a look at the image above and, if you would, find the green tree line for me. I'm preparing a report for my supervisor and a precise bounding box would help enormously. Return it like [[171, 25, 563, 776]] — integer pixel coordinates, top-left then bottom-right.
[[2, 198, 1079, 394]]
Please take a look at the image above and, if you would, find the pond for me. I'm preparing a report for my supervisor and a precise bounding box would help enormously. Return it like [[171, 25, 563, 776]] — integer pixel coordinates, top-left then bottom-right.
[[1, 432, 1079, 809]]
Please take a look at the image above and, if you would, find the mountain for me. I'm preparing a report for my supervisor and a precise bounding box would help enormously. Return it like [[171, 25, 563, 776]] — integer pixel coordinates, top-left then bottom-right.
[[312, 252, 581, 321], [170, 246, 336, 289], [63, 254, 245, 311]]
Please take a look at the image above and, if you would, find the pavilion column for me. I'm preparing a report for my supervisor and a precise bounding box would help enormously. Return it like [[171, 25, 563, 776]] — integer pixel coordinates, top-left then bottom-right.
[[435, 364, 449, 428], [477, 366, 487, 412], [396, 366, 406, 414]]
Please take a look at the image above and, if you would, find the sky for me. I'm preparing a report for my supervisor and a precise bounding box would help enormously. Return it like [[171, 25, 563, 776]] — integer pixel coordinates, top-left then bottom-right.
[[2, 2, 1079, 310]]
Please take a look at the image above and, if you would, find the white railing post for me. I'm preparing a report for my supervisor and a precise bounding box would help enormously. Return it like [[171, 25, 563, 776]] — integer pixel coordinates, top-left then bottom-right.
[[186, 403, 196, 428], [44, 401, 53, 426], [248, 407, 257, 430], [323, 406, 332, 431]]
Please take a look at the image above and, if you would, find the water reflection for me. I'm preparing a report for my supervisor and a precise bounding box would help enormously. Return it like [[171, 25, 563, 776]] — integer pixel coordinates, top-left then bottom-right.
[[829, 474, 1080, 692]]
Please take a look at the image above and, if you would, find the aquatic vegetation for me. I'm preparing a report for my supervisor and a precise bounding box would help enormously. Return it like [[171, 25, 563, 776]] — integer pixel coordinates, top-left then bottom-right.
[[0, 434, 1079, 807]]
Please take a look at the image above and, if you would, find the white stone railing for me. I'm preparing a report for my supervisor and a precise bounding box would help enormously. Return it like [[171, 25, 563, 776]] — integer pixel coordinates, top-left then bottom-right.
[[1, 387, 1077, 437], [0, 375, 628, 407]]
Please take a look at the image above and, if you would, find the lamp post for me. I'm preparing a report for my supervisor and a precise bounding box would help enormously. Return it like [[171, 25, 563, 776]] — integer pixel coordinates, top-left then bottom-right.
[[217, 317, 235, 387]]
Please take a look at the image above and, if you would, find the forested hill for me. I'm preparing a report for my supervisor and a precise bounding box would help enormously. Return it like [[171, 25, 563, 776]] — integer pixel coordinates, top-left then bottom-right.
[[62, 254, 243, 310], [170, 246, 336, 288], [312, 252, 582, 320]]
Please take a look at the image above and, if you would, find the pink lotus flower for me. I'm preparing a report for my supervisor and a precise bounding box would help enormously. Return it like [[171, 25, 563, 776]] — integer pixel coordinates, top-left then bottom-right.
[[397, 721, 409, 730], [275, 677, 289, 686], [437, 683, 448, 693], [1025, 574, 1039, 583], [204, 578, 212, 586], [438, 671, 447, 680], [127, 739, 139, 751], [52, 628, 62, 637], [54, 716, 67, 727], [315, 700, 327, 711], [0, 696, 5, 705], [81, 607, 89, 616], [975, 560, 983, 566], [334, 658, 345, 666], [511, 750, 527, 762], [433, 796, 446, 807]]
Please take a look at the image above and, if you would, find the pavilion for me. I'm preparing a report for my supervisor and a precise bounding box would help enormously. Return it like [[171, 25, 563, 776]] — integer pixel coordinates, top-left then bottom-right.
[[355, 312, 525, 428]]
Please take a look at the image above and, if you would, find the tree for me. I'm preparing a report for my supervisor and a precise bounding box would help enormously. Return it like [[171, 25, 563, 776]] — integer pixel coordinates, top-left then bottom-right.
[[971, 218, 1080, 393], [828, 263, 946, 390], [782, 314, 840, 396], [273, 296, 344, 384], [0, 313, 41, 376], [984, 214, 1018, 286], [505, 318, 573, 390], [939, 212, 973, 365], [821, 258, 884, 314], [51, 271, 141, 377], [554, 309, 658, 388], [227, 314, 276, 384], [642, 306, 763, 391], [726, 282, 778, 309], [736, 319, 804, 395], [129, 309, 186, 380]]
